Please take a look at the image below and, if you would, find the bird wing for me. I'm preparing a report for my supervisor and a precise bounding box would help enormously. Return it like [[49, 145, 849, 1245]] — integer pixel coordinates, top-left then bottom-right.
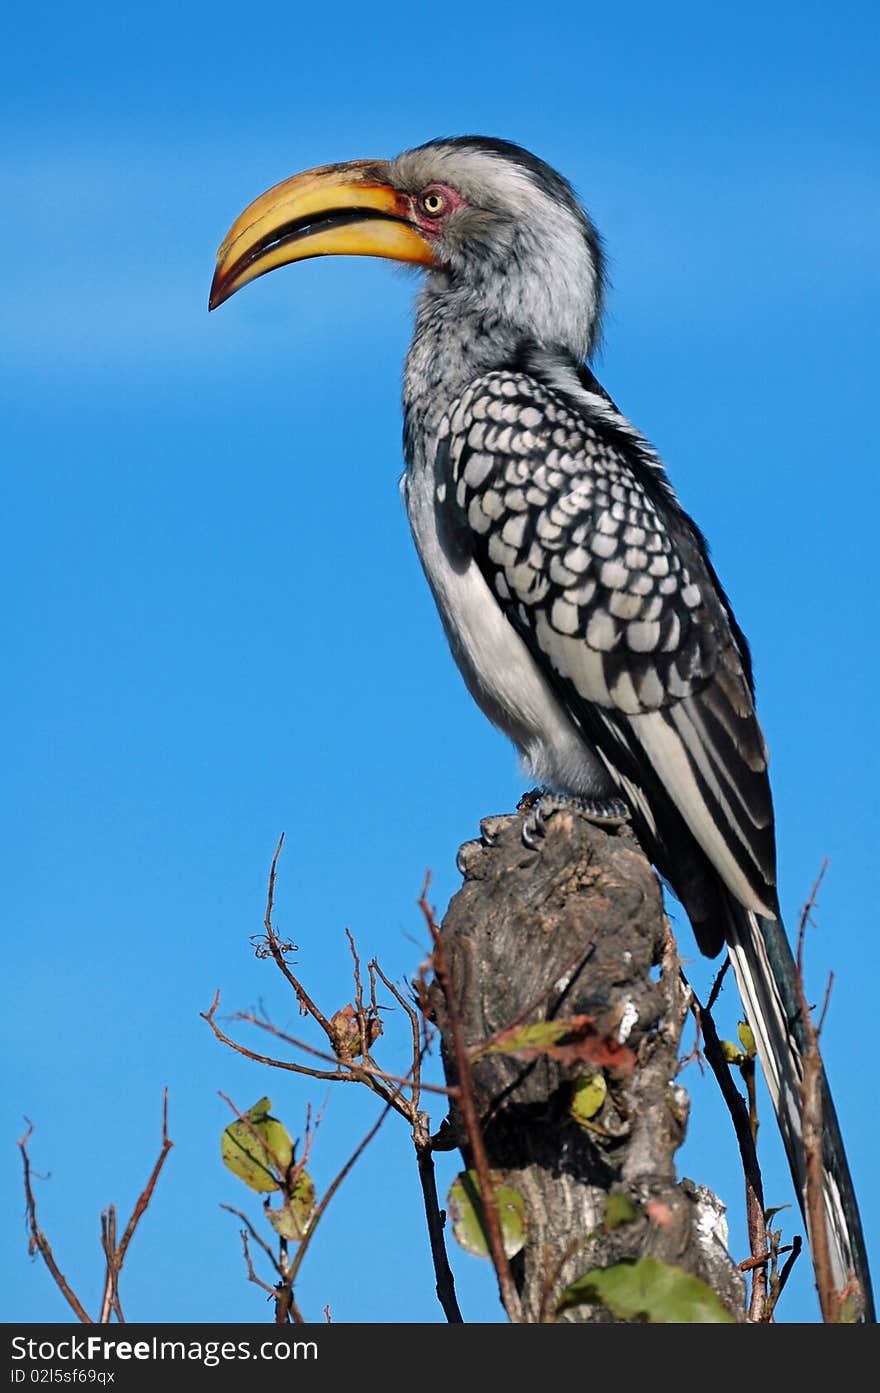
[[438, 363, 777, 917]]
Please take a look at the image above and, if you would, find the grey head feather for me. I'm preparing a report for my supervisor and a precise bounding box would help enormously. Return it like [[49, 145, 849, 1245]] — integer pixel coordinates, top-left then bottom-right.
[[390, 136, 606, 361]]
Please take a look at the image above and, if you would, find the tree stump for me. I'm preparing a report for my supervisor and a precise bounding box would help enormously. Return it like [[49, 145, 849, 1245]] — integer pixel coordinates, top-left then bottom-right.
[[429, 802, 745, 1322]]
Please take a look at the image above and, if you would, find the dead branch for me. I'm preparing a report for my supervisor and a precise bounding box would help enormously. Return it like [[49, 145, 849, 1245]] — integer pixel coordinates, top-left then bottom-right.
[[20, 1122, 93, 1323], [211, 837, 466, 1322], [256, 832, 333, 1036], [686, 982, 769, 1320], [20, 1090, 172, 1324], [371, 957, 464, 1321], [413, 1118, 463, 1323], [794, 861, 839, 1322]]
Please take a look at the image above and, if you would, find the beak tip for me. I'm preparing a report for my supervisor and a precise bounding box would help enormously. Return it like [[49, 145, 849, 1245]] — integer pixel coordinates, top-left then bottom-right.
[[208, 275, 226, 313]]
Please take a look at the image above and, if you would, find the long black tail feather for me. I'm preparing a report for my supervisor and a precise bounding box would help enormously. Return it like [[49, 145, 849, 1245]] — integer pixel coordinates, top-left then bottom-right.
[[723, 899, 874, 1321]]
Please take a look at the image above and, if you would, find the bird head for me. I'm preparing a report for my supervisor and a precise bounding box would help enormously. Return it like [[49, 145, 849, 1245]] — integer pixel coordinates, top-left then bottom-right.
[[209, 137, 605, 360]]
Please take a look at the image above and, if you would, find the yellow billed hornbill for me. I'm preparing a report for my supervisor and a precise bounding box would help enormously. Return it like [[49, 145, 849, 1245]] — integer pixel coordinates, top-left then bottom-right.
[[209, 136, 873, 1319]]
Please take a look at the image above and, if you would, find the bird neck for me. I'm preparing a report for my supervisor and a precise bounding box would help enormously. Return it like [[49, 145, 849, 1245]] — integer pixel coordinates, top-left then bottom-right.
[[404, 285, 577, 466], [403, 291, 513, 456]]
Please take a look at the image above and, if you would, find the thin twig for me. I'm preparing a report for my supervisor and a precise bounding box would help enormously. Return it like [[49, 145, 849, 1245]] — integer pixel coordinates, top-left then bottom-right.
[[232, 1005, 452, 1103], [538, 1229, 604, 1324], [275, 1233, 304, 1324], [345, 929, 371, 1070], [739, 1235, 790, 1269], [770, 1235, 804, 1315], [204, 989, 445, 1105], [219, 1094, 318, 1324], [239, 1229, 280, 1297], [469, 940, 597, 1059], [19, 1094, 172, 1325], [204, 991, 440, 1113], [795, 860, 828, 984], [19, 1122, 93, 1322], [293, 1097, 328, 1188], [421, 872, 522, 1322], [226, 1212, 304, 1323], [794, 861, 839, 1322], [372, 961, 422, 1113], [686, 978, 769, 1321], [287, 1102, 394, 1289], [97, 1088, 173, 1324], [214, 842, 463, 1323], [413, 1120, 463, 1322], [99, 1207, 121, 1323], [115, 1089, 173, 1273], [259, 835, 334, 1036], [706, 958, 731, 1012], [678, 1009, 706, 1076], [815, 974, 835, 1038], [222, 1090, 409, 1317], [222, 1205, 284, 1277], [203, 993, 360, 1082], [370, 960, 461, 1321]]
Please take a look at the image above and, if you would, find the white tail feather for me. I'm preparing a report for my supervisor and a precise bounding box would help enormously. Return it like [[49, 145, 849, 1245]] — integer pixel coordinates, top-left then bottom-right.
[[725, 905, 859, 1301]]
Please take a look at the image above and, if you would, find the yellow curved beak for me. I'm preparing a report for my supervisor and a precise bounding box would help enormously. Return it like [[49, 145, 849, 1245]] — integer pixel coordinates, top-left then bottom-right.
[[209, 159, 435, 310]]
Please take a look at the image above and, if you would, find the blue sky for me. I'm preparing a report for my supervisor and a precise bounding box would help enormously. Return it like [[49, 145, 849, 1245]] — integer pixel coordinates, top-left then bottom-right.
[[3, 1, 878, 1325]]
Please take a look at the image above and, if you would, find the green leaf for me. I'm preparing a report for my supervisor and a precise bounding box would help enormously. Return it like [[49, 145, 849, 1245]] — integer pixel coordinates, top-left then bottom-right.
[[557, 1257, 735, 1323], [221, 1097, 294, 1193], [838, 1292, 864, 1324], [570, 1072, 607, 1126], [604, 1193, 641, 1230], [485, 1021, 570, 1053], [447, 1169, 526, 1260], [763, 1203, 791, 1225], [737, 1021, 756, 1055], [720, 1039, 745, 1065], [266, 1170, 316, 1241], [476, 1015, 635, 1074]]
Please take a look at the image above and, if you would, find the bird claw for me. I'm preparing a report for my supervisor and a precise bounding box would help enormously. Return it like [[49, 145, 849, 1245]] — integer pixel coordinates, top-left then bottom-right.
[[521, 799, 548, 848], [521, 791, 630, 847]]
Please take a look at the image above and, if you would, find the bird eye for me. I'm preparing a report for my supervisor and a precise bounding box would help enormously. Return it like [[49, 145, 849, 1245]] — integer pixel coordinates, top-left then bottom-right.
[[418, 188, 448, 218]]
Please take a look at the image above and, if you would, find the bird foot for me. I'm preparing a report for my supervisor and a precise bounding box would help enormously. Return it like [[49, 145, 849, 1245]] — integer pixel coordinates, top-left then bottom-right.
[[521, 791, 630, 848]]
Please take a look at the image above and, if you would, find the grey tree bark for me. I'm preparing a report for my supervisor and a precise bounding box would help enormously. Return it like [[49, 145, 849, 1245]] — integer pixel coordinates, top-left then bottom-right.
[[429, 801, 746, 1322]]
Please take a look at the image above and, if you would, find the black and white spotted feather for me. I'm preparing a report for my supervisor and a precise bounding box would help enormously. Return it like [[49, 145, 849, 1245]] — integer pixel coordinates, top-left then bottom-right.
[[436, 354, 777, 939]]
